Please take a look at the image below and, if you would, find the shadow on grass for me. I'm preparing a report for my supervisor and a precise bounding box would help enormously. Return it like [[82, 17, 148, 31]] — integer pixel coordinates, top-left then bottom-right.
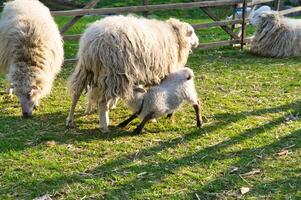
[[0, 99, 300, 198], [191, 129, 300, 199]]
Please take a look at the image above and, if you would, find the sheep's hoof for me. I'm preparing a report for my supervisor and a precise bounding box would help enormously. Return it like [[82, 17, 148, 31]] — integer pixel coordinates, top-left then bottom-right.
[[84, 110, 93, 115], [66, 118, 74, 128], [150, 119, 157, 123], [100, 127, 109, 133]]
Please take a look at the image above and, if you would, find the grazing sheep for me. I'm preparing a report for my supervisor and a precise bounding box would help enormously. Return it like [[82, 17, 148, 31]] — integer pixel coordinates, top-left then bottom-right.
[[0, 0, 64, 117], [118, 67, 202, 134], [66, 15, 199, 132], [250, 11, 301, 57]]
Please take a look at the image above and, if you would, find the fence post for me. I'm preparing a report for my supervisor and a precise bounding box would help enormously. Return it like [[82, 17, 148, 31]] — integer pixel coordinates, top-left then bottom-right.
[[274, 0, 281, 11], [142, 0, 149, 17], [240, 0, 247, 50]]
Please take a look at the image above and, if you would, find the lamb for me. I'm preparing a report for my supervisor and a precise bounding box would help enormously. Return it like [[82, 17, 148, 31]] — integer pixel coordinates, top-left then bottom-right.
[[0, 0, 64, 117], [250, 11, 301, 57], [66, 15, 199, 132], [118, 67, 202, 134]]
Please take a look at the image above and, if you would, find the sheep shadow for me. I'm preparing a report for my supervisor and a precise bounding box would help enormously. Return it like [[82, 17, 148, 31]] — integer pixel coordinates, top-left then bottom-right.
[[0, 110, 137, 153], [1, 100, 300, 199]]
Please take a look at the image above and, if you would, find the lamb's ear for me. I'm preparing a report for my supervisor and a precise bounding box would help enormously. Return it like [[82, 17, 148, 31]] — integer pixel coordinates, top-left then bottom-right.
[[186, 73, 192, 80], [134, 87, 146, 93]]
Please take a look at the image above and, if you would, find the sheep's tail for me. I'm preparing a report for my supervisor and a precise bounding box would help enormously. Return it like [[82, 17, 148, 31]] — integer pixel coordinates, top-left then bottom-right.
[[68, 60, 92, 95]]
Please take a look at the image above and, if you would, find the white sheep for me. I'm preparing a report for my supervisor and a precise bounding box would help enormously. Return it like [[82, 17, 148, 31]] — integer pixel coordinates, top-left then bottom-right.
[[0, 0, 64, 117], [66, 15, 199, 132], [250, 11, 301, 57], [118, 67, 202, 134]]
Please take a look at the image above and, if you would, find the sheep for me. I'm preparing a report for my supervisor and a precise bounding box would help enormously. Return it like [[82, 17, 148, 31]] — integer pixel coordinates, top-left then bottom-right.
[[250, 11, 301, 57], [0, 0, 64, 117], [118, 67, 202, 134], [66, 15, 199, 132], [85, 85, 119, 114]]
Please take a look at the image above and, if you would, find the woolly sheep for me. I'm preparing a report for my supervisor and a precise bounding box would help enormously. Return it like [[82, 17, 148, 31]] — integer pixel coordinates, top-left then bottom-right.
[[118, 67, 202, 134], [0, 0, 64, 117], [250, 11, 301, 57], [66, 15, 199, 132]]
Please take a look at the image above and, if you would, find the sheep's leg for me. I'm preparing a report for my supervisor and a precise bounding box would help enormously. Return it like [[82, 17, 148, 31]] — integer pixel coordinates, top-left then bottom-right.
[[118, 112, 138, 128], [98, 100, 112, 133], [85, 99, 93, 114], [66, 91, 82, 128], [193, 102, 202, 128], [6, 84, 14, 99], [133, 112, 155, 135], [109, 98, 119, 110]]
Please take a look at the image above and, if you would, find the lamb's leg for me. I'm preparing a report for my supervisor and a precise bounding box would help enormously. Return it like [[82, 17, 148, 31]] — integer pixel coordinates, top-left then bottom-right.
[[167, 113, 173, 119], [98, 100, 112, 133], [193, 102, 202, 128], [133, 112, 155, 135], [118, 112, 138, 128], [66, 90, 82, 128]]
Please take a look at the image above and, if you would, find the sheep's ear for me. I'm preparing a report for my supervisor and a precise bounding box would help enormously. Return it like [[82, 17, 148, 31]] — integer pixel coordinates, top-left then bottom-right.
[[134, 87, 146, 93], [30, 85, 40, 97], [186, 25, 193, 37], [167, 18, 181, 31]]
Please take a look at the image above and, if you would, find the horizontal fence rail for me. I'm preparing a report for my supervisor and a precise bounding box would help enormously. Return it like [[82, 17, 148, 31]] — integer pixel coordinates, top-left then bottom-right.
[[62, 19, 250, 41], [54, 0, 301, 63], [51, 0, 274, 17]]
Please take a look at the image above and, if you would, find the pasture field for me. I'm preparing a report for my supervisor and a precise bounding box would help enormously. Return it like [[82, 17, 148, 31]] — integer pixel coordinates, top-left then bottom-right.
[[0, 5, 301, 200]]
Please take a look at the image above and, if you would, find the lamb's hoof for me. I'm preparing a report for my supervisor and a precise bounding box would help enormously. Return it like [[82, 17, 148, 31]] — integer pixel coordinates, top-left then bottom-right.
[[118, 121, 128, 128], [66, 118, 74, 128], [132, 128, 142, 135]]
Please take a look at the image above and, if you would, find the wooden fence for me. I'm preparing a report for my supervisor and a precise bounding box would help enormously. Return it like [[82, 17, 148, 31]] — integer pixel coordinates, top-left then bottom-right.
[[48, 0, 301, 63]]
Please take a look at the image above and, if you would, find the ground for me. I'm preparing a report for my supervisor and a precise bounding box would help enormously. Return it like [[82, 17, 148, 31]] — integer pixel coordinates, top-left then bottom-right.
[[0, 2, 301, 200]]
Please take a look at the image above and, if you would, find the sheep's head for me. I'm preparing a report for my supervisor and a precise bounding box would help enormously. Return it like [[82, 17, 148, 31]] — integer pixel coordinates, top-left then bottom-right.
[[9, 64, 43, 118], [167, 18, 199, 50], [251, 11, 279, 28], [14, 84, 41, 118]]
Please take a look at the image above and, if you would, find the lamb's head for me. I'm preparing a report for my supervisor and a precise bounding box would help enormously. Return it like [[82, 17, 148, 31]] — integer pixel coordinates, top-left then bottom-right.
[[126, 85, 146, 113], [167, 18, 199, 50], [251, 11, 279, 28], [166, 67, 195, 83]]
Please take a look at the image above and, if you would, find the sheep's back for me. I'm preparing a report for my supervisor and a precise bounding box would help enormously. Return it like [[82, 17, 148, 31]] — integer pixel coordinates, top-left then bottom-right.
[[79, 16, 180, 88], [251, 16, 301, 57]]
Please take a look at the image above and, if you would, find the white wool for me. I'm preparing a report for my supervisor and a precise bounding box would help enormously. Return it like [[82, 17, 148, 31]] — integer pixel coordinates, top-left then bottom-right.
[[0, 0, 64, 115], [251, 11, 301, 57], [129, 67, 198, 119], [66, 15, 199, 131]]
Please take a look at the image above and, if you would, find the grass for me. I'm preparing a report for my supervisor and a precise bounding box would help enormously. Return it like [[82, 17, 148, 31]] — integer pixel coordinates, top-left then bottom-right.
[[0, 5, 301, 200]]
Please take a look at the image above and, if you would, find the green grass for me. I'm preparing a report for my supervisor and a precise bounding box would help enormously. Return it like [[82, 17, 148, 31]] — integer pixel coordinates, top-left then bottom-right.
[[0, 7, 301, 200]]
